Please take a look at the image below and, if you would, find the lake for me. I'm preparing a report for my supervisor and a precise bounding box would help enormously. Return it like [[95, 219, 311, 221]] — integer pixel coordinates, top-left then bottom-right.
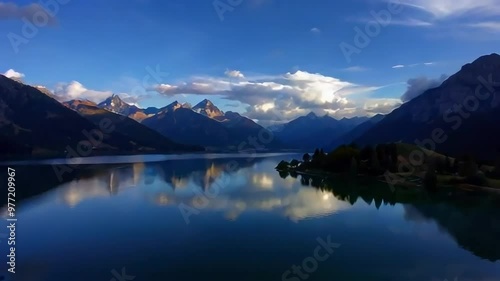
[[1, 153, 499, 281]]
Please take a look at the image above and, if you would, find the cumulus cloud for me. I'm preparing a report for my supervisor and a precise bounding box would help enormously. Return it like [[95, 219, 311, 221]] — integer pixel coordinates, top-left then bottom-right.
[[322, 98, 402, 119], [363, 98, 402, 114], [54, 81, 113, 102], [154, 69, 392, 123], [224, 69, 245, 78], [401, 74, 448, 102], [53, 81, 139, 104], [3, 69, 24, 79], [0, 2, 57, 25]]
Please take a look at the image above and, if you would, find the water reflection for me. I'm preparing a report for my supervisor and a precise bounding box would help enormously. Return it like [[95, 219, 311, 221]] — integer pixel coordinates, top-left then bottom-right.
[[284, 172, 500, 263], [404, 204, 500, 262], [10, 156, 351, 222], [5, 155, 500, 268]]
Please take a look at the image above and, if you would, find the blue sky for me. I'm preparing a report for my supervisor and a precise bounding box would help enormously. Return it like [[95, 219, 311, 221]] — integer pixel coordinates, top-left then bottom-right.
[[1, 0, 499, 124]]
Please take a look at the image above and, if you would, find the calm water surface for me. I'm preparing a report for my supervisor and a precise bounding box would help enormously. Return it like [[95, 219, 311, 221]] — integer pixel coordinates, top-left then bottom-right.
[[1, 154, 499, 281]]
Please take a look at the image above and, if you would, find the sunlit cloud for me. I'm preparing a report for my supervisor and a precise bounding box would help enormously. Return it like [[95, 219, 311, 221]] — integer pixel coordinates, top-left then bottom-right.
[[153, 69, 393, 123], [53, 81, 140, 104], [3, 68, 24, 79]]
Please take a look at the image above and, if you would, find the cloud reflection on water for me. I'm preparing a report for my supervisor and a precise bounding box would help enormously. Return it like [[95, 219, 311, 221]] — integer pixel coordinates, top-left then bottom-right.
[[27, 158, 352, 222]]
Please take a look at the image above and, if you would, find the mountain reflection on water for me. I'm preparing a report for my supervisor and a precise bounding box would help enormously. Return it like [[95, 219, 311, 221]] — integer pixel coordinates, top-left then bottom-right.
[[7, 155, 351, 222], [2, 154, 500, 281], [284, 170, 500, 263]]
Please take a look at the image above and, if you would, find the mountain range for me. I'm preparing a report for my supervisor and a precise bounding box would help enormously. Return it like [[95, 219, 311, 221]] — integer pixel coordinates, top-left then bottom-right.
[[62, 99, 200, 152], [94, 95, 280, 149], [328, 114, 385, 150], [0, 77, 281, 159], [1, 53, 499, 160], [141, 99, 281, 148], [0, 75, 199, 159], [270, 112, 369, 150]]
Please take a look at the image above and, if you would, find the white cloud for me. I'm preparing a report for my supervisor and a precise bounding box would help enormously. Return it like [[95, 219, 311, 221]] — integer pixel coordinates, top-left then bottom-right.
[[388, 18, 434, 27], [352, 15, 433, 27], [310, 27, 321, 33], [363, 98, 402, 114], [401, 74, 448, 102], [153, 69, 394, 122], [392, 62, 436, 69], [0, 2, 57, 25], [54, 81, 113, 102], [53, 81, 139, 104], [224, 69, 245, 78], [324, 98, 402, 118], [399, 0, 500, 19], [342, 66, 369, 72], [388, 0, 500, 33], [3, 69, 24, 79], [466, 21, 500, 32]]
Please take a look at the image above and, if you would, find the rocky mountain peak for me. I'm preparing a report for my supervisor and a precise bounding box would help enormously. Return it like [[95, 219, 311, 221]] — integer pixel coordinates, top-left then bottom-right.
[[193, 99, 224, 118]]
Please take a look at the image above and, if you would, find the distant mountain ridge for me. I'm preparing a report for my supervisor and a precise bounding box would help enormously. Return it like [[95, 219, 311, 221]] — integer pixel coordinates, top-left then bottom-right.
[[273, 112, 369, 149], [328, 114, 385, 150]]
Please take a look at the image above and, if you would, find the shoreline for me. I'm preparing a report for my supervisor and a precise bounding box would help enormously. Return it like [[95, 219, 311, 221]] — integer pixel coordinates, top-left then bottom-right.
[[278, 167, 500, 195], [0, 151, 301, 166]]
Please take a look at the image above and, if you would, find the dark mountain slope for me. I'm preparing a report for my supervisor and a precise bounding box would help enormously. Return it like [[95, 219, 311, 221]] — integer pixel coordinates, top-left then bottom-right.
[[328, 114, 385, 150], [0, 75, 139, 158], [64, 100, 203, 152], [356, 53, 500, 160], [217, 111, 283, 148], [142, 101, 280, 149], [142, 106, 233, 147]]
